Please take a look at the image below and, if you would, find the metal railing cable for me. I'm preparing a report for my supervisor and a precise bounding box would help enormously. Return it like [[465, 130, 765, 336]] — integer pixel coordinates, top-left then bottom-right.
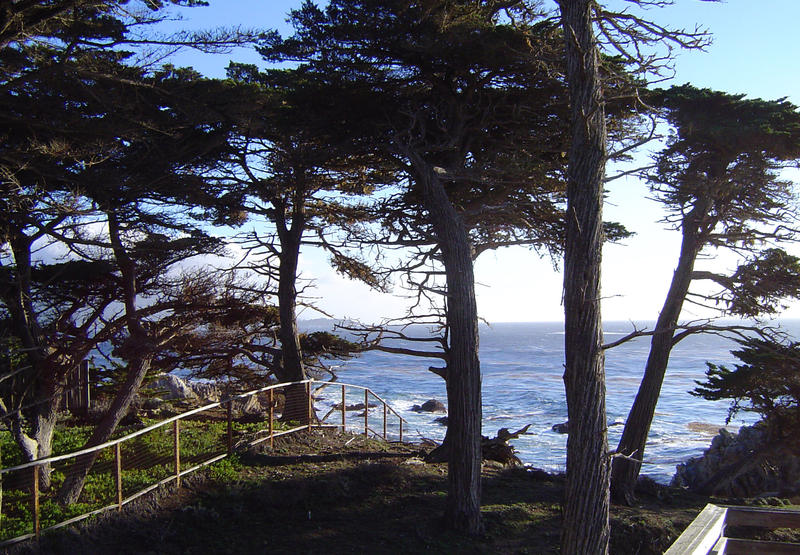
[[0, 379, 407, 547]]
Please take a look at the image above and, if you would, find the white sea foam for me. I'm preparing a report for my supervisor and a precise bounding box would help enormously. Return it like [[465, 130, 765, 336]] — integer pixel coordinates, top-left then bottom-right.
[[310, 320, 800, 483]]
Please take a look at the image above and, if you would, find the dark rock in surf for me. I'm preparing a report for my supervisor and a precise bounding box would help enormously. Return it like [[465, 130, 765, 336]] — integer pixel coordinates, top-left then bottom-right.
[[411, 399, 446, 413], [551, 420, 622, 434], [333, 402, 378, 411]]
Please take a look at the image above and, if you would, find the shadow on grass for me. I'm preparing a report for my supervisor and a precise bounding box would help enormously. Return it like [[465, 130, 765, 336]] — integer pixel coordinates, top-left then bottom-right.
[[8, 433, 711, 555]]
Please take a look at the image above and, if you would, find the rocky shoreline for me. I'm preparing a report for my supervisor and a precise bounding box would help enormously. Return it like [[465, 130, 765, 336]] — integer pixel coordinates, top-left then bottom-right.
[[135, 374, 800, 500], [672, 423, 800, 499]]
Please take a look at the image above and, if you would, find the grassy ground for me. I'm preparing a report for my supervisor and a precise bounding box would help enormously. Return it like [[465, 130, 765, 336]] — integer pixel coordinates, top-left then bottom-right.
[[0, 415, 290, 542], [5, 429, 741, 554]]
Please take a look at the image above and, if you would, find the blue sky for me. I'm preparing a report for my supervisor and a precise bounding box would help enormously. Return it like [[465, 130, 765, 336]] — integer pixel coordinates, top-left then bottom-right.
[[158, 0, 800, 323]]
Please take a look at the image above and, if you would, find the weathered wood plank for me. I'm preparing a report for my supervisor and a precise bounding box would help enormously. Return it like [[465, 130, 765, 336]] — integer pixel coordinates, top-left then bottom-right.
[[173, 420, 181, 488], [364, 389, 369, 437], [115, 444, 123, 510], [665, 504, 727, 555], [720, 537, 800, 554], [725, 506, 800, 530], [32, 465, 39, 541]]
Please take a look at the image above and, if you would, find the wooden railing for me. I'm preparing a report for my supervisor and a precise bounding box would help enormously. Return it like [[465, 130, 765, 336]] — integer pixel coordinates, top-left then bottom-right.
[[666, 503, 800, 554], [0, 379, 406, 547]]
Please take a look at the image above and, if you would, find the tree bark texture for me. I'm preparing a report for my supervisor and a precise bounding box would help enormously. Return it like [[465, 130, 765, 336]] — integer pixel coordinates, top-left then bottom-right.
[[3, 233, 62, 489], [6, 383, 59, 490], [558, 1, 611, 553], [274, 195, 310, 424], [611, 221, 704, 503], [29, 377, 60, 490], [410, 152, 483, 535]]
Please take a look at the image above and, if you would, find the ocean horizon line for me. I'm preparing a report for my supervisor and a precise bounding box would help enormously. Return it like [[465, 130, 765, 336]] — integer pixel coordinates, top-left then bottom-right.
[[300, 316, 800, 327]]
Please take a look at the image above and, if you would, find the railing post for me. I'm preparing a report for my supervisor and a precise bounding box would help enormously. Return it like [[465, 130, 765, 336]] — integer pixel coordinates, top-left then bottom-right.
[[307, 381, 313, 431], [32, 464, 40, 541], [226, 400, 233, 455], [115, 443, 123, 510], [269, 388, 274, 449], [173, 420, 181, 488], [341, 385, 346, 432], [364, 389, 369, 437], [0, 380, 406, 548]]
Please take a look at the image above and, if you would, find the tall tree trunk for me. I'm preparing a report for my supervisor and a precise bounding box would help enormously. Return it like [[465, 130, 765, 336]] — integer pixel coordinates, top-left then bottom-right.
[[3, 376, 60, 491], [30, 376, 61, 490], [558, 1, 610, 553], [611, 226, 703, 504], [410, 152, 483, 535], [274, 196, 310, 424], [2, 235, 61, 489]]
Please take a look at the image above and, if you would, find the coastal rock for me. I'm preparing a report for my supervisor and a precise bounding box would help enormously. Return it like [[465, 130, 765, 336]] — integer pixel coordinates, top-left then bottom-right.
[[671, 423, 800, 498], [411, 399, 446, 413], [686, 421, 740, 436], [433, 416, 448, 426], [551, 420, 623, 434], [148, 374, 197, 400], [235, 395, 265, 418], [332, 402, 378, 411], [190, 381, 222, 402]]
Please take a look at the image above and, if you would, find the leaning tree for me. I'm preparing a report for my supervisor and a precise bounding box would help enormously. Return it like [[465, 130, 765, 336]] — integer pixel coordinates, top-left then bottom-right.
[[52, 66, 266, 503], [0, 0, 258, 486], [610, 85, 800, 504]]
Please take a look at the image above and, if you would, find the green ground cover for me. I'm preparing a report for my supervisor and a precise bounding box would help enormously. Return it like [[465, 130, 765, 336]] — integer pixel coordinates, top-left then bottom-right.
[[3, 428, 799, 553]]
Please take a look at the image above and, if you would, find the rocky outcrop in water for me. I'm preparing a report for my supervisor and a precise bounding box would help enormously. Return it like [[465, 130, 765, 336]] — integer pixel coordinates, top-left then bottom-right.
[[332, 402, 378, 411], [411, 399, 446, 413], [671, 423, 800, 498]]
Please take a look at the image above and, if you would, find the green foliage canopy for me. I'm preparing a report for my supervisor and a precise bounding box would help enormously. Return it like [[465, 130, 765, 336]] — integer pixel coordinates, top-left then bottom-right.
[[693, 337, 800, 441]]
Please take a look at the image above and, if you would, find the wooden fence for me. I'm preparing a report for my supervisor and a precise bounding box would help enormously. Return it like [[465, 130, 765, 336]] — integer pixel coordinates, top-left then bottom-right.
[[61, 360, 91, 415], [665, 503, 800, 554], [0, 379, 406, 547]]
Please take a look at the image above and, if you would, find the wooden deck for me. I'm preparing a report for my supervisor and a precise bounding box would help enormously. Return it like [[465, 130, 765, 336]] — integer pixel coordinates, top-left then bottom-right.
[[665, 504, 800, 554]]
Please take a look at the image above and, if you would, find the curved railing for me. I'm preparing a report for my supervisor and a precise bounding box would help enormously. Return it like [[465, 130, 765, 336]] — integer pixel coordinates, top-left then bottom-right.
[[0, 379, 406, 547]]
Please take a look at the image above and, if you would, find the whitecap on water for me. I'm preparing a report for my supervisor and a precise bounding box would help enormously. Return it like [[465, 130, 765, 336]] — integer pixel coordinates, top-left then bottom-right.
[[310, 320, 793, 483]]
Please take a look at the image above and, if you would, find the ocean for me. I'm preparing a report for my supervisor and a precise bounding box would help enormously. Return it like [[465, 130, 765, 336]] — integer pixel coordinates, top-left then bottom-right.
[[311, 320, 797, 483]]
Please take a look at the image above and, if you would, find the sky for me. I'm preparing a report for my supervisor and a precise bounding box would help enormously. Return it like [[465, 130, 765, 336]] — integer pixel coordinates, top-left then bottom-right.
[[157, 0, 800, 324]]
